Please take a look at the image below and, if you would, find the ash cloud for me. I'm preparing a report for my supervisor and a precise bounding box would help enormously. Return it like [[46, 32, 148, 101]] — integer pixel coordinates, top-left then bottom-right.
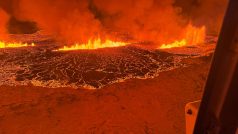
[[0, 0, 228, 46]]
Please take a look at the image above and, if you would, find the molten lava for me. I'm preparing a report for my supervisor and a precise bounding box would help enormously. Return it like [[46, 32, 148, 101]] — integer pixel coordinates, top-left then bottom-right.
[[160, 39, 187, 49], [160, 24, 206, 49], [0, 41, 35, 49], [57, 38, 128, 51]]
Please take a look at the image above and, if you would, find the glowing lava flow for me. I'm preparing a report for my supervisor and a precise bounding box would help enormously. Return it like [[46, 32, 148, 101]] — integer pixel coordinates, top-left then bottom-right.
[[0, 41, 35, 49], [159, 24, 206, 49], [56, 38, 128, 51]]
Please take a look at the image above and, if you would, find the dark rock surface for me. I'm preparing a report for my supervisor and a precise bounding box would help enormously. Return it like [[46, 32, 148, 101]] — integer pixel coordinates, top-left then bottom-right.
[[0, 43, 187, 89], [0, 33, 215, 89]]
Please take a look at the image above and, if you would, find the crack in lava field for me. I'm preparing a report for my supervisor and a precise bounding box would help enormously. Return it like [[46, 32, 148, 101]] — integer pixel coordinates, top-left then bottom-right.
[[0, 34, 215, 89]]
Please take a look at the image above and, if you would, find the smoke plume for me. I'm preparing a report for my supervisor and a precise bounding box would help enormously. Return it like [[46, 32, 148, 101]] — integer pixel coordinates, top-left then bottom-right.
[[0, 8, 9, 40], [0, 0, 229, 46], [175, 0, 228, 34]]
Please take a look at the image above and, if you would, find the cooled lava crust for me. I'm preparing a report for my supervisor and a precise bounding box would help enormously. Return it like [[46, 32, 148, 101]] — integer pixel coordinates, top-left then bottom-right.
[[0, 43, 187, 89], [0, 33, 215, 89]]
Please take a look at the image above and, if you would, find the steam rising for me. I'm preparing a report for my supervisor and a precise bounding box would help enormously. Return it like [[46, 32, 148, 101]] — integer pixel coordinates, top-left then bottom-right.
[[0, 0, 228, 46], [93, 0, 187, 44], [176, 0, 228, 34], [0, 8, 9, 40]]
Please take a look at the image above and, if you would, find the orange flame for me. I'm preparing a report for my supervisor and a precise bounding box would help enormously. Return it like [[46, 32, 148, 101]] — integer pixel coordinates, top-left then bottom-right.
[[56, 38, 128, 51], [0, 41, 35, 49], [160, 24, 206, 49], [160, 39, 187, 49]]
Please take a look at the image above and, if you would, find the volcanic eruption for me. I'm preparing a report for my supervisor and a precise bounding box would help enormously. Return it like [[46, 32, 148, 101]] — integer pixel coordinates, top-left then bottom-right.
[[1, 0, 221, 48], [0, 0, 231, 133], [0, 0, 227, 89]]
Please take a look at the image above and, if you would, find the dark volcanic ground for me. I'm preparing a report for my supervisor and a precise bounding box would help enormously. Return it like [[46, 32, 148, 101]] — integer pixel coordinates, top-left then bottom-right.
[[0, 33, 216, 89]]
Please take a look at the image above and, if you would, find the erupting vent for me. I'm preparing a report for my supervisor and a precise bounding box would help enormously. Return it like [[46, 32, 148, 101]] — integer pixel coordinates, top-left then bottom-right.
[[0, 0, 223, 90], [56, 38, 128, 51], [159, 24, 206, 49], [0, 41, 35, 49], [0, 32, 216, 89]]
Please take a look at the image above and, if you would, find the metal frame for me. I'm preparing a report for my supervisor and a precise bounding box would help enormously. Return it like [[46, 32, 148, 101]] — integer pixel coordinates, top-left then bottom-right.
[[194, 0, 238, 133]]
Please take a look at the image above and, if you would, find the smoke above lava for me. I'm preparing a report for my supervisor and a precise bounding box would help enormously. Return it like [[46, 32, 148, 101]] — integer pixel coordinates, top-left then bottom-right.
[[0, 0, 228, 47], [0, 8, 9, 40]]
